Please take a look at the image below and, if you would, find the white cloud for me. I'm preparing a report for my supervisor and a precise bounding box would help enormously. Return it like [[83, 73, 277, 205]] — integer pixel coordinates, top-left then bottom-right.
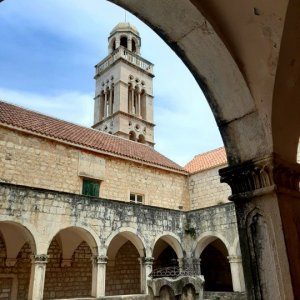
[[0, 88, 94, 127]]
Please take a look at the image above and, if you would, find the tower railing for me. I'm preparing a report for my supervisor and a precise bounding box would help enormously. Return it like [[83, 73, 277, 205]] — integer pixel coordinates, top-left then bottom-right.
[[96, 46, 154, 75]]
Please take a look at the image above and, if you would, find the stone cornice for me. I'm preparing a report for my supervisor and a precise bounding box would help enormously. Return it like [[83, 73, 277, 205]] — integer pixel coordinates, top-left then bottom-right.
[[219, 154, 300, 200]]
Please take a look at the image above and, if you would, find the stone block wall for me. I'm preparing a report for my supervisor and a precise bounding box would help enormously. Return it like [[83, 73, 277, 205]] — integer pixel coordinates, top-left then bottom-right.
[[106, 241, 141, 295], [44, 240, 92, 299], [0, 238, 31, 299], [188, 166, 231, 210], [0, 127, 189, 210]]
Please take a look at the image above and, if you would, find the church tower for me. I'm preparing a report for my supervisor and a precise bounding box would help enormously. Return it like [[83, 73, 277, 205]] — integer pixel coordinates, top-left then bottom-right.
[[93, 22, 155, 146]]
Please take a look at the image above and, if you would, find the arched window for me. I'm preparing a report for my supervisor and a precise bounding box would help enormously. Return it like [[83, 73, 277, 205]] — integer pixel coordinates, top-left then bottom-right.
[[120, 36, 128, 49], [140, 90, 146, 119], [138, 134, 145, 144], [129, 131, 136, 141], [132, 39, 137, 53]]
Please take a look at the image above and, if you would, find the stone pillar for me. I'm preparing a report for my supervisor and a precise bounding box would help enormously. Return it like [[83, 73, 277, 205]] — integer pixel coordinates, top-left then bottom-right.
[[131, 88, 135, 114], [219, 154, 299, 299], [109, 87, 113, 116], [28, 254, 48, 300], [104, 91, 108, 118], [228, 255, 245, 292], [91, 255, 107, 297], [139, 257, 154, 294], [137, 90, 141, 117], [128, 38, 132, 51]]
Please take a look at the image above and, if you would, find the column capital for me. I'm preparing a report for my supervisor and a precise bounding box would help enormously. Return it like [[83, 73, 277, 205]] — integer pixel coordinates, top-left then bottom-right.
[[31, 254, 48, 264], [142, 257, 154, 265], [227, 255, 242, 263], [92, 255, 108, 265], [219, 154, 300, 200]]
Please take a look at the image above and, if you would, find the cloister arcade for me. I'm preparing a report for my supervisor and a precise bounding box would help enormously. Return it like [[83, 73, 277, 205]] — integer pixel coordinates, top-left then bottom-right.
[[0, 187, 242, 299]]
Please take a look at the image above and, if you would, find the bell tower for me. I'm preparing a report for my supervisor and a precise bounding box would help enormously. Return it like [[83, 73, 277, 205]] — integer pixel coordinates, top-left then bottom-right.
[[93, 22, 155, 147]]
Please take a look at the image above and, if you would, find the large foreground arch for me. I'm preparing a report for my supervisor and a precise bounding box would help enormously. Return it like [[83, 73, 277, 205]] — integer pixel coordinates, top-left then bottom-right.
[[110, 1, 300, 299]]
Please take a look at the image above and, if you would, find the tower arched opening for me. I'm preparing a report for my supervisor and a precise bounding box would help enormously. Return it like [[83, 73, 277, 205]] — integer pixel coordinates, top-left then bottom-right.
[[138, 134, 145, 144], [129, 131, 136, 141], [132, 38, 137, 53], [120, 36, 128, 49]]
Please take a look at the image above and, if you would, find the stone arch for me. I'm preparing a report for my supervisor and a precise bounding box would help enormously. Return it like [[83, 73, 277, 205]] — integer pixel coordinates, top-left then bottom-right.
[[108, 37, 116, 53], [152, 233, 184, 259], [104, 227, 147, 257], [199, 237, 233, 292], [0, 221, 36, 299], [44, 226, 98, 299], [105, 228, 146, 295], [0, 220, 37, 256], [138, 134, 145, 144], [129, 130, 136, 141], [46, 225, 100, 257], [120, 35, 128, 48], [194, 231, 232, 257]]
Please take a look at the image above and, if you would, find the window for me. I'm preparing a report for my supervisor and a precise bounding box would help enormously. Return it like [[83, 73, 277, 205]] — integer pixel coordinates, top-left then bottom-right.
[[82, 179, 100, 197], [130, 193, 143, 204]]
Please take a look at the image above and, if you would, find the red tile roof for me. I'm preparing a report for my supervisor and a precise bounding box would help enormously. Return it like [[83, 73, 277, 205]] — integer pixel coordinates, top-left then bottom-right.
[[184, 147, 227, 174], [0, 101, 186, 173]]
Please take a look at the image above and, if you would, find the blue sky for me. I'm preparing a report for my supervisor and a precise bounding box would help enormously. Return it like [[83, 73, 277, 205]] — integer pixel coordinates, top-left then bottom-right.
[[0, 0, 223, 166]]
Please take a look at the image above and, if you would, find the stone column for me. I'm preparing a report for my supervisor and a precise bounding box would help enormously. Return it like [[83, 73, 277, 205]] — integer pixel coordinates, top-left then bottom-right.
[[91, 255, 107, 297], [131, 88, 135, 114], [28, 254, 48, 300], [104, 91, 108, 118], [137, 90, 141, 117], [108, 87, 112, 116], [228, 255, 245, 292], [128, 38, 132, 51], [139, 257, 154, 294], [219, 154, 299, 299]]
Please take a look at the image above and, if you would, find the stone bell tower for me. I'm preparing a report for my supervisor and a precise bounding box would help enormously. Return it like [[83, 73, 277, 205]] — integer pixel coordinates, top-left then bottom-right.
[[93, 22, 155, 146]]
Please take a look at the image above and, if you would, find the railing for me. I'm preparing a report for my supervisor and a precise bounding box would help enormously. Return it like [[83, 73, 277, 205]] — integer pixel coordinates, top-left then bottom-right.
[[149, 264, 201, 279], [96, 46, 154, 75]]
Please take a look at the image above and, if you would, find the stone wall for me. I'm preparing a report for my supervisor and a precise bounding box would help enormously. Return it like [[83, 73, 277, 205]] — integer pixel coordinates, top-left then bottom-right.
[[106, 241, 140, 295], [44, 240, 92, 299], [0, 237, 31, 299], [188, 166, 230, 210], [0, 127, 189, 210]]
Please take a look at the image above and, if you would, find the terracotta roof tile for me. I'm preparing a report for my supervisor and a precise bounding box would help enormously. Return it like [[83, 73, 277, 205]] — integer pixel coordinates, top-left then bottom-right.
[[0, 101, 186, 173], [184, 147, 227, 173]]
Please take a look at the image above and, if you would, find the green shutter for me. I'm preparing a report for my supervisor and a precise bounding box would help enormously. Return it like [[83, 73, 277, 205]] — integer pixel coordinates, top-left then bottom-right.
[[82, 179, 100, 197]]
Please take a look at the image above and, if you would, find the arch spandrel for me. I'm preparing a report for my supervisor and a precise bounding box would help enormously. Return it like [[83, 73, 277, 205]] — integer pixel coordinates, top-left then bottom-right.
[[193, 231, 233, 258], [45, 225, 100, 256], [152, 233, 183, 259], [105, 227, 148, 257], [0, 220, 38, 255]]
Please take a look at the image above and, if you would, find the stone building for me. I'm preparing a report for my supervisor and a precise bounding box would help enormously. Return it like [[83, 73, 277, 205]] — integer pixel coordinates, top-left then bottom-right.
[[0, 22, 246, 299]]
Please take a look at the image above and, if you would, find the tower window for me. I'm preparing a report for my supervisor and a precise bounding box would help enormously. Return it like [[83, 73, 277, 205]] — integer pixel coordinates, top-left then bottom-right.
[[120, 36, 128, 48], [132, 39, 137, 53], [82, 178, 100, 197], [130, 193, 143, 204], [129, 131, 136, 141]]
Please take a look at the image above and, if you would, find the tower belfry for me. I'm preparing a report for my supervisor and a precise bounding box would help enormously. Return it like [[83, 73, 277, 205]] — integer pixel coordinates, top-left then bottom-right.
[[93, 22, 155, 146]]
